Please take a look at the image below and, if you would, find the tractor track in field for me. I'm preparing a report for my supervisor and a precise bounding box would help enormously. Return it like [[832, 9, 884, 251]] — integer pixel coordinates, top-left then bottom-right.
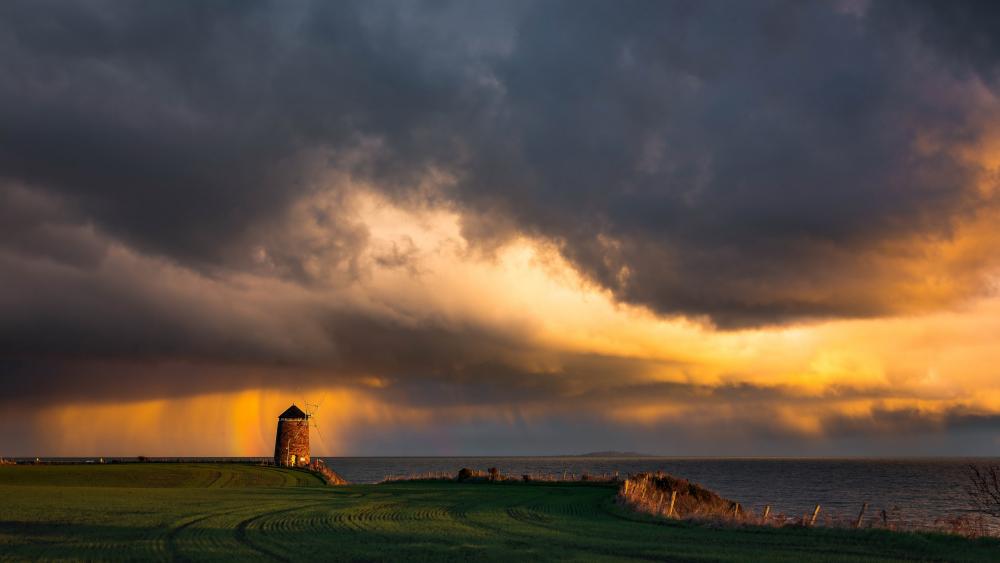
[[441, 491, 555, 539], [320, 504, 389, 536], [505, 506, 554, 525], [204, 469, 226, 488], [233, 502, 329, 561], [312, 497, 492, 540], [333, 501, 411, 535], [164, 508, 245, 561]]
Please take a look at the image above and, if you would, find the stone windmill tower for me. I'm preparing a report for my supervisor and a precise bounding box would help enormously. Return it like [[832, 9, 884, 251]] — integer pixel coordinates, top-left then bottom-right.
[[273, 404, 310, 467]]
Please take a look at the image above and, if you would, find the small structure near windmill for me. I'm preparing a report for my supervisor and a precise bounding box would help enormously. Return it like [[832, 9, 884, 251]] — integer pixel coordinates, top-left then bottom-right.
[[273, 404, 310, 467]]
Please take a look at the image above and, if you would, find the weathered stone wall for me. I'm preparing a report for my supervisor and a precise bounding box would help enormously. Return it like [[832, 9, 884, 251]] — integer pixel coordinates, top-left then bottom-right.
[[273, 419, 310, 466]]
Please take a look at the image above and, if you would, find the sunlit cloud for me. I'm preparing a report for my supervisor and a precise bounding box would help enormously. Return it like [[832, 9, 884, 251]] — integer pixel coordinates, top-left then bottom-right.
[[3, 1, 1000, 456]]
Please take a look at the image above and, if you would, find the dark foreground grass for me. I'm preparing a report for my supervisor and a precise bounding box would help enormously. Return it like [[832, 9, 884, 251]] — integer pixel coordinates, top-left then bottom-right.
[[1, 464, 997, 561]]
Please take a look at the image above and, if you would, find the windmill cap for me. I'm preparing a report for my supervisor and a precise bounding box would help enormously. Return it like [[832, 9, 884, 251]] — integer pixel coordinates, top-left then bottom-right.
[[277, 404, 309, 419]]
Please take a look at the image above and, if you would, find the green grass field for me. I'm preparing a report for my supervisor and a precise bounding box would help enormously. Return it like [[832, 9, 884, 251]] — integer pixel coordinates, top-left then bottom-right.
[[1, 464, 997, 561]]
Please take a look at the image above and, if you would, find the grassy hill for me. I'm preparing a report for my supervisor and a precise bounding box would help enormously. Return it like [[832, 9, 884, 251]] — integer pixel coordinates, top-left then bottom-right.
[[1, 463, 997, 561], [0, 462, 323, 489]]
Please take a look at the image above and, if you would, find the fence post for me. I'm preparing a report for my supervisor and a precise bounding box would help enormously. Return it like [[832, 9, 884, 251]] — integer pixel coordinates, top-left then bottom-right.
[[809, 505, 821, 526], [854, 503, 867, 529], [668, 490, 677, 517]]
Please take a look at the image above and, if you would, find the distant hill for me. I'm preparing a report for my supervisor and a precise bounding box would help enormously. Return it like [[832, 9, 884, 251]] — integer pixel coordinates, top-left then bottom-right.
[[576, 451, 653, 457]]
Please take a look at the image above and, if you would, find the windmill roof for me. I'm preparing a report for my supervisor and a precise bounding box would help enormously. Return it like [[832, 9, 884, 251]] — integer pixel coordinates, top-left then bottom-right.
[[278, 404, 308, 419]]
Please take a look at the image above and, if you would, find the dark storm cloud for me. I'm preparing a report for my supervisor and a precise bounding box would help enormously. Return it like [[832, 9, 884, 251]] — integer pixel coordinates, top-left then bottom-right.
[[0, 240, 545, 402], [2, 0, 998, 329], [3, 0, 1000, 411], [448, 0, 1000, 327], [0, 190, 671, 404], [894, 0, 1000, 77], [0, 0, 471, 272]]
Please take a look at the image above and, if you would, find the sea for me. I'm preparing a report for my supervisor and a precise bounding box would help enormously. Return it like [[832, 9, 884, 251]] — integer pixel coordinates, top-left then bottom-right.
[[18, 456, 998, 529]]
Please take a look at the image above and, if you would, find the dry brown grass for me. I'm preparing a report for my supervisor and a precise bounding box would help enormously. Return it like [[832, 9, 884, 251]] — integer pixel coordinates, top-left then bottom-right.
[[618, 472, 741, 522], [617, 471, 999, 539], [381, 471, 456, 483]]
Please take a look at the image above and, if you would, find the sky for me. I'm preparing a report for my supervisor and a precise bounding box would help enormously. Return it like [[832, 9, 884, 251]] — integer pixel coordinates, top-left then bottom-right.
[[3, 0, 1000, 457]]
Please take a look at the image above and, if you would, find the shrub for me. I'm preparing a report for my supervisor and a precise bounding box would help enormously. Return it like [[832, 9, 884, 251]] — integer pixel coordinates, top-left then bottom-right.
[[967, 464, 1000, 517], [618, 472, 738, 521]]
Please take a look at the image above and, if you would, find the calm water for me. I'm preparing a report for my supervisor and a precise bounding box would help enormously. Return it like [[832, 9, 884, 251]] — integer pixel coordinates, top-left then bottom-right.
[[321, 456, 997, 526]]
